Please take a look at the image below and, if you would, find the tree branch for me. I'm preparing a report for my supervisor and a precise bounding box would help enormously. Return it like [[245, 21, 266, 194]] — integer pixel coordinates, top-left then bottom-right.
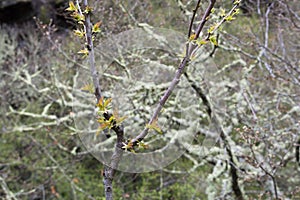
[[131, 0, 216, 145], [80, 1, 124, 199], [183, 69, 244, 199], [81, 0, 103, 101]]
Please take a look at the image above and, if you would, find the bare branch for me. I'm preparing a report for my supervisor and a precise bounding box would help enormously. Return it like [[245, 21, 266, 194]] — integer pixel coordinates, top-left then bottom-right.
[[79, 1, 124, 199], [132, 0, 217, 145], [80, 0, 102, 101]]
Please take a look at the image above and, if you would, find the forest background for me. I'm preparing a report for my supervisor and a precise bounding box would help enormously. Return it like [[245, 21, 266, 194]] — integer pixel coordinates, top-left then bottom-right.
[[0, 0, 299, 199]]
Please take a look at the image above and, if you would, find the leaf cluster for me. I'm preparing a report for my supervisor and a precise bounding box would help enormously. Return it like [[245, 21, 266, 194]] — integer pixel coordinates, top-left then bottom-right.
[[95, 98, 126, 135], [65, 1, 102, 58]]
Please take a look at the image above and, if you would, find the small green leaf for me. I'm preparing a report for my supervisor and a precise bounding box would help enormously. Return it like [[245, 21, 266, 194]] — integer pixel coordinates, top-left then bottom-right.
[[234, 8, 240, 15], [100, 122, 110, 130], [96, 97, 105, 111], [225, 15, 235, 21], [146, 119, 163, 135], [108, 115, 115, 123], [234, 0, 241, 5], [74, 29, 85, 38], [104, 98, 112, 108], [129, 149, 136, 153], [152, 126, 162, 134], [122, 141, 133, 151], [78, 48, 89, 58], [80, 83, 94, 93], [66, 1, 77, 12], [219, 8, 226, 17], [92, 21, 102, 33], [95, 118, 112, 134], [72, 12, 85, 22], [97, 117, 105, 123], [137, 141, 149, 149], [78, 48, 89, 54], [189, 33, 196, 41], [96, 97, 113, 111], [84, 6, 93, 14], [207, 24, 216, 34], [112, 109, 127, 125], [209, 35, 218, 46], [196, 38, 208, 46]]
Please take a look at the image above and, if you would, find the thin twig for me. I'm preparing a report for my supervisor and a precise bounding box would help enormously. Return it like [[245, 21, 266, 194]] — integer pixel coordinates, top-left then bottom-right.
[[187, 0, 201, 38], [81, 0, 102, 101], [195, 0, 216, 39], [80, 1, 124, 199], [249, 146, 278, 199]]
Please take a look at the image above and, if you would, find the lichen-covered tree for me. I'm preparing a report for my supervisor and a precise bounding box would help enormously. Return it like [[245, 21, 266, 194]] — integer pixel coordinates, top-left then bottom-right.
[[0, 0, 299, 199]]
